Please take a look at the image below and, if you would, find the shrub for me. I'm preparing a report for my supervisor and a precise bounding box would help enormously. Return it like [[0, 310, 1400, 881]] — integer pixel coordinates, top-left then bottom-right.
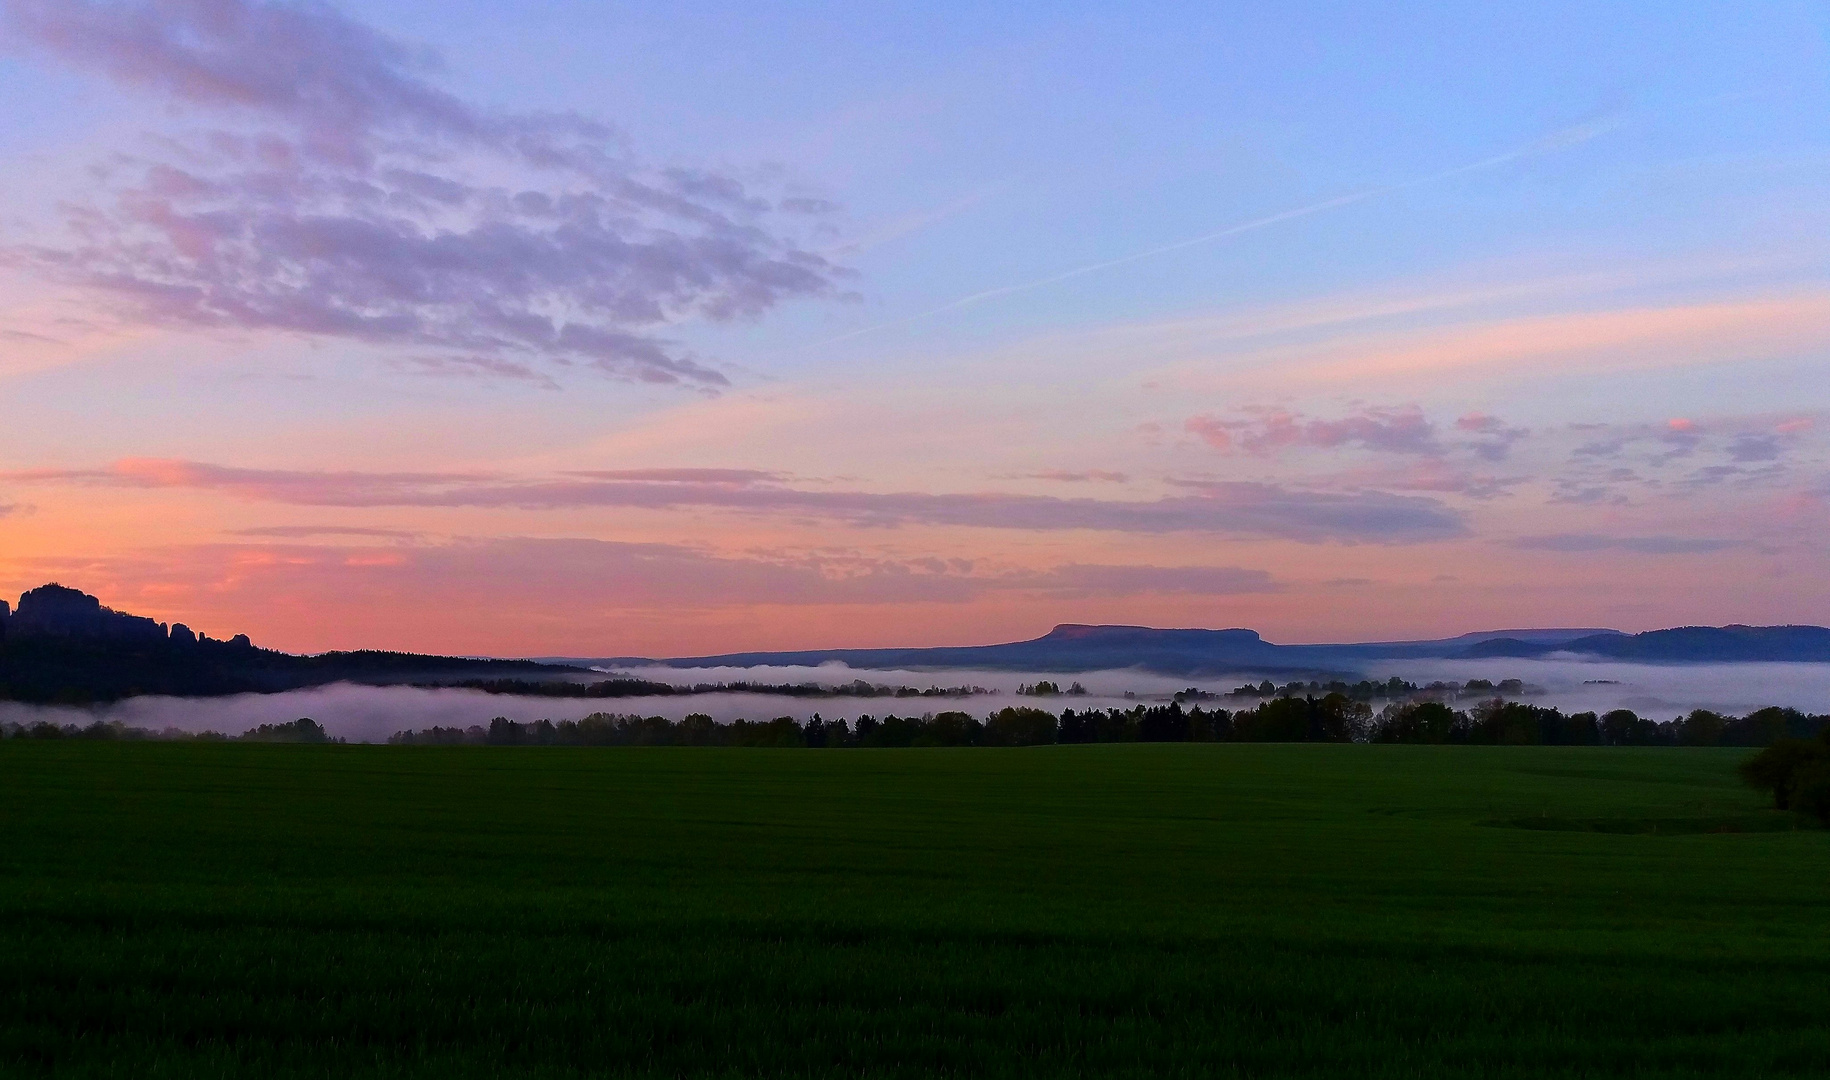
[[1738, 738, 1829, 811], [1790, 759, 1830, 825]]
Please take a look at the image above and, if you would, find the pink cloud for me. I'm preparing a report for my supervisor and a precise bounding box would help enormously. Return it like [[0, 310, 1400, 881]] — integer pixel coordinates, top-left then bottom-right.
[[1279, 295, 1830, 384], [7, 458, 1468, 543], [1183, 415, 1234, 451]]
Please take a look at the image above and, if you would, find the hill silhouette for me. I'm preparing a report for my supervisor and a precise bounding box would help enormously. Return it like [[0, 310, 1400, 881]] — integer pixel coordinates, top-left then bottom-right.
[[1464, 625, 1830, 663], [0, 584, 576, 704]]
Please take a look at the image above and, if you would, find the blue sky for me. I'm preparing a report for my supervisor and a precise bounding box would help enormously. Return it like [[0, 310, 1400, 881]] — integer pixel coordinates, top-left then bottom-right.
[[1, 1, 1827, 654]]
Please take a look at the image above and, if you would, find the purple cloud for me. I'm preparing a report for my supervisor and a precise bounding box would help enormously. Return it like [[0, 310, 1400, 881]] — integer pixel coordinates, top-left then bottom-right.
[[1726, 434, 1781, 463], [0, 0, 844, 385], [1547, 482, 1627, 506], [1454, 412, 1530, 461], [1187, 405, 1442, 456], [1551, 413, 1821, 503], [10, 459, 1469, 543], [1018, 470, 1131, 484], [1305, 406, 1439, 454], [1303, 460, 1528, 501], [1507, 533, 1741, 555]]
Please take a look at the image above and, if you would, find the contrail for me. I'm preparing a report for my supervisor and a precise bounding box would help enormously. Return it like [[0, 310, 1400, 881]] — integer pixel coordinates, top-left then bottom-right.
[[811, 116, 1620, 347]]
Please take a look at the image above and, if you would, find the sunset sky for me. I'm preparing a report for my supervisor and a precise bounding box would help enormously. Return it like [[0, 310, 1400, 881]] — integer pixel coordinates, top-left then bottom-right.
[[1, 0, 1827, 657]]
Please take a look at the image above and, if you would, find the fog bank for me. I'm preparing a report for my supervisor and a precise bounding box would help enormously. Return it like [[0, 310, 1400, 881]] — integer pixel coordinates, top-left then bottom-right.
[[3, 659, 1827, 743]]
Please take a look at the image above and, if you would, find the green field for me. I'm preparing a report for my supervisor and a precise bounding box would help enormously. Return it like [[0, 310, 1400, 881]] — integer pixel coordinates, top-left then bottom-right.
[[2, 743, 1827, 1077]]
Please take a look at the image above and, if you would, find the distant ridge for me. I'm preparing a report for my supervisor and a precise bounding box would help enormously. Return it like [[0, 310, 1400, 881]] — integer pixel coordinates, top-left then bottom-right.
[[596, 624, 1294, 676], [1465, 625, 1830, 663], [560, 621, 1829, 676]]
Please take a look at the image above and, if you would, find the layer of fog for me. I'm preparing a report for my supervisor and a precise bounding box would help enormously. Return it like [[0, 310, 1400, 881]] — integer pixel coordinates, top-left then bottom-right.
[[4, 658, 1828, 743]]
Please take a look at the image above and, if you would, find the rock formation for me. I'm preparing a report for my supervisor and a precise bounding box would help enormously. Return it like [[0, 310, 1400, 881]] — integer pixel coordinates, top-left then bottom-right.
[[8, 584, 167, 642]]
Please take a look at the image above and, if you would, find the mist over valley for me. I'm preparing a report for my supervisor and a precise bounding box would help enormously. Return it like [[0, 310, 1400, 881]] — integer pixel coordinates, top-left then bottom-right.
[[8, 657, 1830, 743]]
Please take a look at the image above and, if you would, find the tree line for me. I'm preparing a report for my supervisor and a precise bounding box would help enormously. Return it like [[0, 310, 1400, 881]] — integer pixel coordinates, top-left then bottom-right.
[[8, 698, 1823, 749], [382, 696, 1830, 749], [0, 717, 336, 743]]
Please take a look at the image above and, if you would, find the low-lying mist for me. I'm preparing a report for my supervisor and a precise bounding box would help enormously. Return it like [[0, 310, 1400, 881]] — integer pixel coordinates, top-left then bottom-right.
[[4, 658, 1827, 743]]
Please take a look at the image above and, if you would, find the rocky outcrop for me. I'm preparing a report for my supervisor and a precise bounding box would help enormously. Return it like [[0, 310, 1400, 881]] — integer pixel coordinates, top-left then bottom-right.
[[9, 584, 167, 642], [0, 585, 268, 648], [0, 583, 576, 704]]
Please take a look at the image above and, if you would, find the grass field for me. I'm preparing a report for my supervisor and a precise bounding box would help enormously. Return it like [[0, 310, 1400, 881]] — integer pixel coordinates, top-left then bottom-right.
[[2, 743, 1827, 1077]]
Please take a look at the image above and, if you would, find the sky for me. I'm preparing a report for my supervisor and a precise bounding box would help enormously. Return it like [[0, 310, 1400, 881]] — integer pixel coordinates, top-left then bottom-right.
[[0, 0, 1827, 657]]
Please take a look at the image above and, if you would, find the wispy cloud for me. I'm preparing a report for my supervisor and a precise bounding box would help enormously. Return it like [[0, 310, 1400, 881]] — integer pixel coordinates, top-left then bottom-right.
[[1454, 412, 1531, 461], [1551, 412, 1821, 504], [0, 0, 845, 385], [1507, 534, 1742, 555], [1183, 404, 1538, 482], [231, 524, 421, 539], [8, 458, 1468, 542], [1273, 294, 1830, 386], [13, 538, 1279, 618], [565, 467, 787, 484], [1309, 461, 1529, 501], [1187, 405, 1441, 456], [1015, 469, 1130, 484]]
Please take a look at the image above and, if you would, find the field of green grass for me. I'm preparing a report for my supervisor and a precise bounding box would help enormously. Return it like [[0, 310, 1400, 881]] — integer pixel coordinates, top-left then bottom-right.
[[2, 743, 1826, 1077]]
